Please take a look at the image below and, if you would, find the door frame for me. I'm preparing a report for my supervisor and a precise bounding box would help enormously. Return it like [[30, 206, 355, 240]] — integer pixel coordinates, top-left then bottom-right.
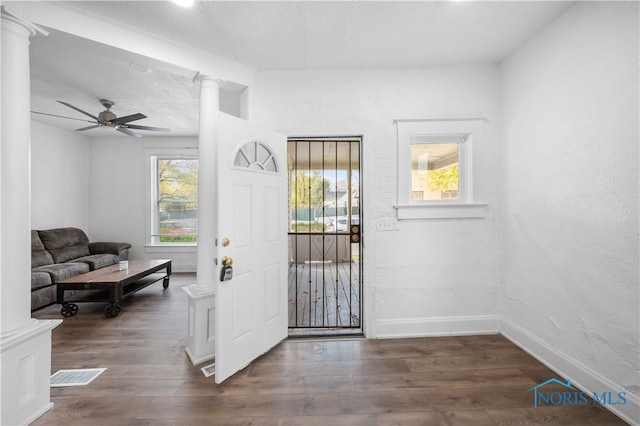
[[286, 136, 364, 337]]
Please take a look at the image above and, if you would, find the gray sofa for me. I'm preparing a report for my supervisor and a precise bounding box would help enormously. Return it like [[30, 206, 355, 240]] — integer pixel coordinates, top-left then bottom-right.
[[31, 227, 131, 311]]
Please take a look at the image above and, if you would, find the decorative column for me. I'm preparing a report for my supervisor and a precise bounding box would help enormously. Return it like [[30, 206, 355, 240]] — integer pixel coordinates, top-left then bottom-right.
[[183, 74, 221, 365], [1, 7, 61, 425]]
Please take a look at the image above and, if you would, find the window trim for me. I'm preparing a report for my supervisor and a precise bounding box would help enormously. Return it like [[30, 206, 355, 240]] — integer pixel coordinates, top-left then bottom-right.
[[395, 118, 487, 219], [145, 148, 199, 247]]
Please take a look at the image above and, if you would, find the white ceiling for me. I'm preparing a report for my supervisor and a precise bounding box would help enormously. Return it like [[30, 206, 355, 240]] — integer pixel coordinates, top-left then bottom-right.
[[29, 1, 572, 137], [30, 28, 202, 136]]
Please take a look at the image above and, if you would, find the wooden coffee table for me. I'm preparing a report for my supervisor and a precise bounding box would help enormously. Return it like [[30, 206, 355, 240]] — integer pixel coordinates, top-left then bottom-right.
[[57, 259, 172, 318]]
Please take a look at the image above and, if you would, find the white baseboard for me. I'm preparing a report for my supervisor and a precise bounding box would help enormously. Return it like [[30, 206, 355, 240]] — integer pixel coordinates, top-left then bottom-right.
[[373, 315, 500, 339], [501, 319, 640, 426], [172, 264, 196, 273], [185, 346, 215, 366], [23, 402, 53, 426]]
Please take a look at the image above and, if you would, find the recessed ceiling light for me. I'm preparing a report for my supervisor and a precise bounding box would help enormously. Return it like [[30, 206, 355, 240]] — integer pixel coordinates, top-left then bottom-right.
[[171, 0, 194, 7]]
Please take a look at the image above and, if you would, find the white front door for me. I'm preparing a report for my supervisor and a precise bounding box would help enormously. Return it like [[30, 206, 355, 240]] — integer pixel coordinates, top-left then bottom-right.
[[215, 112, 288, 384]]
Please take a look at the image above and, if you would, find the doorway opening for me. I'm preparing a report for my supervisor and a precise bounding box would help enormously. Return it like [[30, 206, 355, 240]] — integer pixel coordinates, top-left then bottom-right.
[[287, 137, 362, 336]]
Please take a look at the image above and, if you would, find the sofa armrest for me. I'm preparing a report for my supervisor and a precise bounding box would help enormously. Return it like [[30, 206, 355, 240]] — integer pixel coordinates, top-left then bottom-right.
[[89, 242, 132, 260]]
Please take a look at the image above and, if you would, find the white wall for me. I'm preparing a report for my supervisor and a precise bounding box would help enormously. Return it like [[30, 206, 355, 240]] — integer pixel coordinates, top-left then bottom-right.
[[31, 121, 90, 230], [87, 135, 198, 272], [252, 66, 502, 337], [500, 1, 639, 422]]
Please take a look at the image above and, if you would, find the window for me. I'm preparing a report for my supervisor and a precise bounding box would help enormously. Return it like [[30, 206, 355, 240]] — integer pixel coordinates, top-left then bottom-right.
[[148, 151, 198, 245], [411, 142, 460, 201], [234, 140, 278, 172], [396, 119, 487, 219]]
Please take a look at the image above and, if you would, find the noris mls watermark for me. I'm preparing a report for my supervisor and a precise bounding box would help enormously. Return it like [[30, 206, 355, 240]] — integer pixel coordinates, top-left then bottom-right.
[[528, 377, 627, 408]]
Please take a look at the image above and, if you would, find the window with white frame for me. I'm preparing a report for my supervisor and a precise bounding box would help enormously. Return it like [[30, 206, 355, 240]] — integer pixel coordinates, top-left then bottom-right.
[[396, 119, 487, 219], [411, 140, 461, 201], [148, 151, 198, 245]]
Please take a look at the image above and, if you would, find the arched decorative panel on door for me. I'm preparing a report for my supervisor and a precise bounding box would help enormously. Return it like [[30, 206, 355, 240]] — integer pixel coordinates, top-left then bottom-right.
[[234, 140, 279, 173]]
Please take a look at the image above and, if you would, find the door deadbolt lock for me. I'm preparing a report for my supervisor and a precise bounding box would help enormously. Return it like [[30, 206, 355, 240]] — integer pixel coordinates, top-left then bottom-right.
[[222, 237, 231, 247], [350, 224, 361, 243]]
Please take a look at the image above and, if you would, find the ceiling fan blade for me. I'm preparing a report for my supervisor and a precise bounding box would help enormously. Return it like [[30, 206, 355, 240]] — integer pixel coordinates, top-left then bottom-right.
[[110, 113, 147, 125], [75, 125, 102, 131], [57, 100, 100, 121], [116, 127, 141, 138], [31, 111, 96, 123], [125, 124, 171, 133]]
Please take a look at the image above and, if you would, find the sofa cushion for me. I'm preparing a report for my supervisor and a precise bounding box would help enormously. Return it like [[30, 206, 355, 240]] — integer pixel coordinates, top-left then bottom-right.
[[32, 262, 90, 282], [31, 271, 53, 290], [31, 285, 57, 312], [74, 254, 119, 270], [32, 230, 46, 251], [31, 230, 54, 267], [38, 228, 90, 264], [32, 249, 54, 268], [89, 242, 132, 260]]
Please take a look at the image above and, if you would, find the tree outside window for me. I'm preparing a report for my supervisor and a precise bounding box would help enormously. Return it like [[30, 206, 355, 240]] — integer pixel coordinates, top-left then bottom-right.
[[157, 158, 198, 242], [411, 142, 459, 201], [290, 171, 331, 232]]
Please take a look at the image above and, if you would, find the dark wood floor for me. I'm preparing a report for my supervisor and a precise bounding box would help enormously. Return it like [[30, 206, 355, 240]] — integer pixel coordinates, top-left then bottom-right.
[[32, 273, 626, 425]]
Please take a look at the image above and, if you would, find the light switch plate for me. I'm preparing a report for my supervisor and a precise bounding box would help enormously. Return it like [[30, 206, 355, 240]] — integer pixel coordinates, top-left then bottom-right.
[[376, 217, 399, 231]]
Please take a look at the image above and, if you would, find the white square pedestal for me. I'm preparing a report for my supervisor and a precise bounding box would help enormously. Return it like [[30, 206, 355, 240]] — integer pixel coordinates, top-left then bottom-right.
[[1, 319, 61, 425], [183, 285, 215, 365]]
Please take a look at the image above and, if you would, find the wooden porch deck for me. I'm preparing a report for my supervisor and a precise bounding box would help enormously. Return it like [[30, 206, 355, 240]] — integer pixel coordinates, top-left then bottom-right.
[[288, 261, 360, 329]]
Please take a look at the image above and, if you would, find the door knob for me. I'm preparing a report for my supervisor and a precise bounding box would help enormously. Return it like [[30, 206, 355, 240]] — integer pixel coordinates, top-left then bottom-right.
[[221, 256, 233, 266]]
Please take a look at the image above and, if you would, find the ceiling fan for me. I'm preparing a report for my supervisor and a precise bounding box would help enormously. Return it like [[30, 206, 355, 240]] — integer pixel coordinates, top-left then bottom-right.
[[32, 99, 170, 138]]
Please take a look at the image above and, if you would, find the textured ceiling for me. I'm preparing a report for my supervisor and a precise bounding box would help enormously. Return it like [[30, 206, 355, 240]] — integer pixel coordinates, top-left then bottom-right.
[[60, 1, 572, 69], [29, 1, 572, 137], [30, 29, 202, 136]]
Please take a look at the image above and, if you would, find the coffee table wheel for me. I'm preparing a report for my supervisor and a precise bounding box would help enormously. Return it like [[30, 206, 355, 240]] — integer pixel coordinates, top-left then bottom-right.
[[61, 303, 78, 318], [104, 303, 121, 318], [163, 277, 170, 289]]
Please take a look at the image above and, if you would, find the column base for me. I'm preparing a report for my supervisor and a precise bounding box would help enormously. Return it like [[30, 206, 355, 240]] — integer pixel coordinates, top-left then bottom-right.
[[1, 319, 61, 425], [183, 284, 216, 365]]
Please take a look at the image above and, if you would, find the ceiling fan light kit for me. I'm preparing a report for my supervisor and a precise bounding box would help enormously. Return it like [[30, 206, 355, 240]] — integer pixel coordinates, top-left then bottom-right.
[[32, 99, 171, 138]]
